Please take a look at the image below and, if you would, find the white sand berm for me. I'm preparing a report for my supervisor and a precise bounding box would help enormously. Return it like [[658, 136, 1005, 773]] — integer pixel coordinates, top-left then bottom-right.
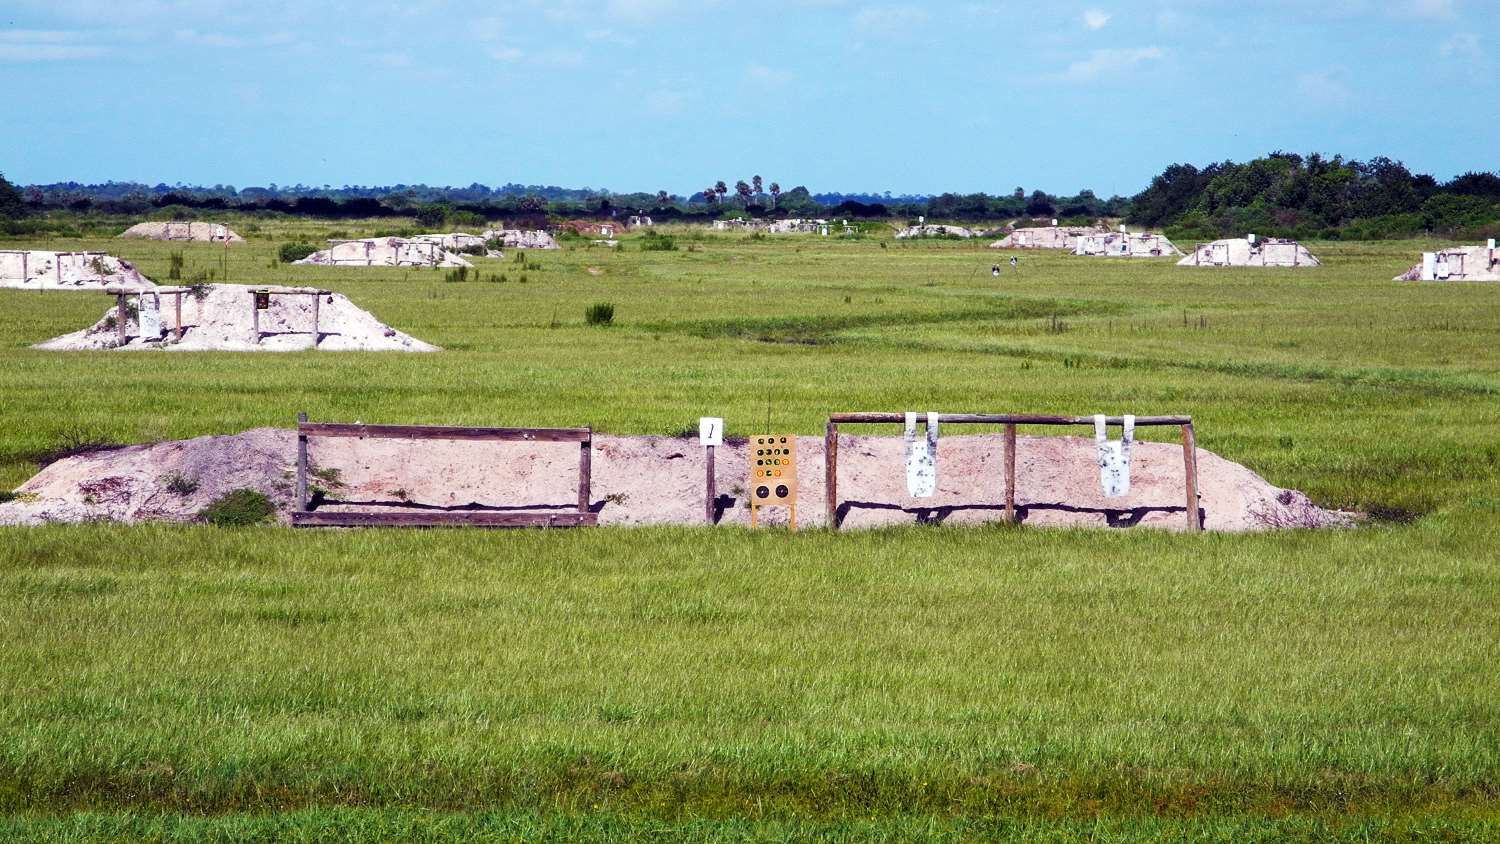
[[34, 283, 438, 352]]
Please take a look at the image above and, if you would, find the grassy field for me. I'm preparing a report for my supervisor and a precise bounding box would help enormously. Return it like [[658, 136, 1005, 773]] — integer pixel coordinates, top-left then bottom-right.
[[2, 219, 1499, 840]]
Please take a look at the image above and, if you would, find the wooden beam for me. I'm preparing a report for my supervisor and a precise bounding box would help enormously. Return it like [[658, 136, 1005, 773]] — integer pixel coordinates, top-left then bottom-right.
[[1003, 422, 1016, 522], [291, 511, 597, 528], [296, 412, 309, 513], [824, 421, 839, 530], [704, 443, 716, 525], [115, 292, 127, 348], [578, 435, 592, 514], [298, 423, 593, 442], [1182, 423, 1201, 531], [173, 291, 183, 342]]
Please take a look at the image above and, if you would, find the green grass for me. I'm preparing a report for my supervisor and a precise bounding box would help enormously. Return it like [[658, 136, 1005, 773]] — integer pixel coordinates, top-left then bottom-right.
[[2, 220, 1499, 838]]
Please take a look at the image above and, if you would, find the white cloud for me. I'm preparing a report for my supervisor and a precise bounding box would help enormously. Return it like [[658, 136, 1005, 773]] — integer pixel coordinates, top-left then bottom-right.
[[1402, 0, 1454, 17], [172, 28, 297, 48], [1295, 71, 1351, 106], [1439, 32, 1481, 61], [488, 46, 525, 63], [0, 29, 107, 61], [1059, 46, 1163, 81], [1083, 8, 1111, 30], [852, 4, 928, 36], [377, 51, 413, 68], [605, 0, 679, 22], [584, 28, 637, 46]]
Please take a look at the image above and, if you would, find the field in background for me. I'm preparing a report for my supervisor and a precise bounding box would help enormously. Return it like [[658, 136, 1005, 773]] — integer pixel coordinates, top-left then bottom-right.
[[2, 221, 1499, 840]]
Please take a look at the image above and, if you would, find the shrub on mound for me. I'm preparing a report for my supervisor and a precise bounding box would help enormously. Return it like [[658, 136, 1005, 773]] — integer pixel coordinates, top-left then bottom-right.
[[198, 489, 276, 526]]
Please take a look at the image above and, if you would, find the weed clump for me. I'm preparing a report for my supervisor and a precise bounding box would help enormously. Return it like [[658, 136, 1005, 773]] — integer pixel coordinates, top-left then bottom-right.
[[198, 489, 276, 526], [162, 472, 200, 496], [585, 302, 616, 326], [639, 231, 677, 251]]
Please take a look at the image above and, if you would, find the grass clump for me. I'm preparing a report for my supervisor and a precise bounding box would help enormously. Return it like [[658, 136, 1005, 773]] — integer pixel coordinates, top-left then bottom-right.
[[277, 242, 317, 263], [585, 302, 615, 326], [639, 231, 677, 251], [196, 489, 275, 526], [160, 472, 199, 496]]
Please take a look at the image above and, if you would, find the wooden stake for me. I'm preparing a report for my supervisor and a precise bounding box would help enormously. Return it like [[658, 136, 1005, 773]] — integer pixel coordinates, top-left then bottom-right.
[[824, 421, 839, 530], [115, 292, 127, 347], [311, 292, 320, 347], [1004, 422, 1017, 522], [250, 290, 260, 343], [296, 412, 309, 512], [578, 434, 592, 514], [704, 443, 716, 524], [1182, 423, 1201, 531], [173, 291, 183, 342]]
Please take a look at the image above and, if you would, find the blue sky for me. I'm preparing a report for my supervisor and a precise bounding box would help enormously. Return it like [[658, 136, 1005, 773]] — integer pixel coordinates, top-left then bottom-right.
[[1, 0, 1494, 197]]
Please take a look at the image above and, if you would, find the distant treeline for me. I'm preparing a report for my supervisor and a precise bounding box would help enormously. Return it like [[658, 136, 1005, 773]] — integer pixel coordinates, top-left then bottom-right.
[[3, 153, 1498, 240]]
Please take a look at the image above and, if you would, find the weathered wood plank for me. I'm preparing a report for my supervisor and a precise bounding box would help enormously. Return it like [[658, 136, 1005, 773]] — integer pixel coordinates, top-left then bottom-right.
[[825, 421, 839, 530], [829, 413, 1192, 426], [291, 511, 598, 528], [1003, 422, 1017, 522], [299, 424, 592, 442]]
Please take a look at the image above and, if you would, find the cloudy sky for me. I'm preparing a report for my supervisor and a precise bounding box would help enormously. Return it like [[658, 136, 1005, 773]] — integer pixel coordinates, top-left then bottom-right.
[[1, 0, 1493, 196]]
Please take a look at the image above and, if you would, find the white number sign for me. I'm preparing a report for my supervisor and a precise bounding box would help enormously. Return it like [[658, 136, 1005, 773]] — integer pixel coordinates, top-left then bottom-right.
[[699, 417, 723, 447]]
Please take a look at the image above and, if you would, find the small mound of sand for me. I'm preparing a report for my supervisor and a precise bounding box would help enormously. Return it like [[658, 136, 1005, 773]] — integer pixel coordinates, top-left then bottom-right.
[[33, 283, 438, 352], [896, 225, 976, 239], [481, 229, 559, 249], [119, 221, 244, 243], [295, 237, 472, 268], [0, 431, 1351, 532], [0, 251, 153, 291], [411, 233, 503, 258]]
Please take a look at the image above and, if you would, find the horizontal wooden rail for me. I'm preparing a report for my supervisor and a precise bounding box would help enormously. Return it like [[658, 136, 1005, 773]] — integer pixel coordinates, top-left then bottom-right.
[[299, 423, 592, 442], [829, 413, 1191, 426], [291, 511, 597, 528]]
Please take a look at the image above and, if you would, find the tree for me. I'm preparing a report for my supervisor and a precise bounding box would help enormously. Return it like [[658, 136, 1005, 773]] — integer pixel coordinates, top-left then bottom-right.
[[703, 186, 718, 204], [735, 180, 752, 206], [769, 182, 781, 209], [714, 181, 728, 204], [752, 175, 763, 196], [0, 172, 25, 219], [656, 190, 670, 207]]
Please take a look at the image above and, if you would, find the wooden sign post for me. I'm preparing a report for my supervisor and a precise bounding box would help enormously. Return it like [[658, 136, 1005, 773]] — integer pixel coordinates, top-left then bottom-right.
[[700, 417, 723, 524], [748, 434, 798, 530]]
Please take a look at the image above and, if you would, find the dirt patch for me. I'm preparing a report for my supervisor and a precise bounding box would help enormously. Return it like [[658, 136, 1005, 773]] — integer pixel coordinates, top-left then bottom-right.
[[119, 222, 244, 243], [34, 283, 438, 352], [0, 430, 1352, 531], [295, 238, 471, 268]]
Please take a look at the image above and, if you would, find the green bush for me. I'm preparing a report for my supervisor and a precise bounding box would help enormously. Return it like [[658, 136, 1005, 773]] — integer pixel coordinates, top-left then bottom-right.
[[278, 242, 317, 263], [585, 302, 615, 326], [198, 489, 276, 527]]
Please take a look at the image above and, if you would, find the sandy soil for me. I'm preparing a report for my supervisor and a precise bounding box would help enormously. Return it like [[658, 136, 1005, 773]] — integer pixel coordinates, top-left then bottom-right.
[[1, 430, 1351, 531], [295, 238, 471, 268], [119, 222, 244, 243], [34, 283, 438, 352], [482, 229, 560, 249]]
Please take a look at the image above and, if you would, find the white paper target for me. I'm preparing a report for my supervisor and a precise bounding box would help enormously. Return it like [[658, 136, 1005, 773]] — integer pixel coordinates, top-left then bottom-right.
[[1094, 414, 1135, 498], [904, 412, 939, 498], [137, 294, 162, 339]]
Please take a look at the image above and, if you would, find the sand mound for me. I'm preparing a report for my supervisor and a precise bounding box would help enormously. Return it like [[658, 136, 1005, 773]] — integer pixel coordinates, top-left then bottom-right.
[[34, 283, 438, 352], [1395, 244, 1500, 281], [1179, 237, 1319, 267], [896, 224, 976, 239], [0, 251, 153, 291], [119, 221, 244, 243], [1075, 231, 1182, 258], [991, 226, 1103, 249], [295, 237, 472, 268], [481, 229, 559, 249], [0, 431, 1350, 531], [412, 233, 502, 258]]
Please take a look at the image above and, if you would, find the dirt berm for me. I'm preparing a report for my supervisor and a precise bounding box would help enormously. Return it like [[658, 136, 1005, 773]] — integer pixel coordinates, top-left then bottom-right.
[[0, 430, 1351, 531]]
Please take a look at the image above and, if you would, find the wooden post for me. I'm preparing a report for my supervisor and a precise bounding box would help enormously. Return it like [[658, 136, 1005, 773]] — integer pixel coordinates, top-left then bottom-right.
[[824, 421, 839, 530], [296, 412, 309, 512], [1004, 422, 1017, 522], [704, 444, 716, 524], [311, 291, 320, 348], [250, 290, 260, 343], [578, 433, 592, 514], [1182, 423, 1201, 531], [173, 291, 183, 342], [115, 292, 127, 347]]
